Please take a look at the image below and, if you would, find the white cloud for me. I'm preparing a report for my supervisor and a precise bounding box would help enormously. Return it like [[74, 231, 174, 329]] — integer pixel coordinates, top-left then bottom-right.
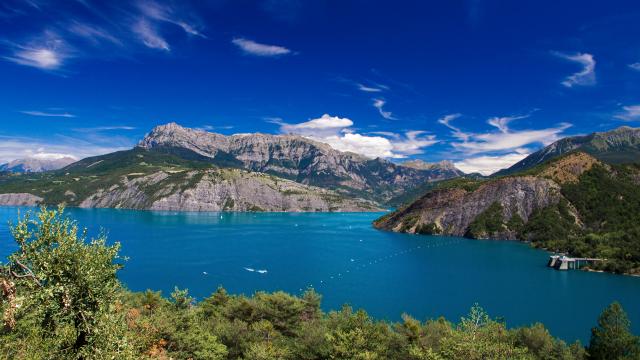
[[614, 104, 640, 121], [280, 114, 353, 137], [487, 114, 528, 133], [68, 22, 122, 45], [372, 98, 397, 120], [629, 63, 640, 71], [277, 114, 436, 158], [357, 83, 383, 93], [21, 110, 76, 118], [232, 38, 292, 57], [0, 135, 129, 164], [137, 0, 205, 38], [441, 113, 571, 155], [454, 152, 529, 175], [554, 52, 596, 87], [133, 19, 170, 51], [438, 113, 469, 141]]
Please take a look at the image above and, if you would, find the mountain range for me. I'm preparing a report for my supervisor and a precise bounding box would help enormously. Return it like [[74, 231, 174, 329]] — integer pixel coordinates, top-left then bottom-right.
[[0, 157, 76, 173], [0, 123, 463, 211]]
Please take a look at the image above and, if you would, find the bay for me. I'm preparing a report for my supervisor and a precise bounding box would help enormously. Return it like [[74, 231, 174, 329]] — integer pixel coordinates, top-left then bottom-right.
[[0, 206, 638, 344]]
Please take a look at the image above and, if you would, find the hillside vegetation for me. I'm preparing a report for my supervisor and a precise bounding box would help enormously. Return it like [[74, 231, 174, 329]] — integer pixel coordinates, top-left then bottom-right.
[[2, 208, 639, 359], [375, 152, 640, 274]]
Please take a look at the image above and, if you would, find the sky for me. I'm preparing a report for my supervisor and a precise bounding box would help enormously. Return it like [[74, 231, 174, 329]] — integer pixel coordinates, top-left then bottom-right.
[[1, 0, 640, 175]]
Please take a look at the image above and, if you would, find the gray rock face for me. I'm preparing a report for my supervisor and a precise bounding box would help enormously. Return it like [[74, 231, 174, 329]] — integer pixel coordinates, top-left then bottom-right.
[[79, 169, 380, 212], [137, 123, 463, 202], [0, 157, 76, 173], [0, 193, 43, 206], [374, 176, 565, 238]]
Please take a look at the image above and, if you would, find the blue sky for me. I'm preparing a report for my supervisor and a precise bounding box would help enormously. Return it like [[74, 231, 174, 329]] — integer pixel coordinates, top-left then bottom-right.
[[1, 0, 640, 174]]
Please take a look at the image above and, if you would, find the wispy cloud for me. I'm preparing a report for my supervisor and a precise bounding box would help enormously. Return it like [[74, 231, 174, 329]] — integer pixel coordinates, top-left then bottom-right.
[[133, 19, 169, 51], [20, 110, 76, 118], [3, 31, 70, 70], [454, 153, 529, 175], [629, 63, 640, 71], [136, 0, 205, 38], [276, 114, 436, 158], [73, 126, 137, 131], [614, 104, 640, 121], [357, 83, 386, 93], [554, 51, 596, 87], [372, 98, 397, 120], [232, 38, 292, 57], [439, 113, 571, 174], [1, 1, 205, 70]]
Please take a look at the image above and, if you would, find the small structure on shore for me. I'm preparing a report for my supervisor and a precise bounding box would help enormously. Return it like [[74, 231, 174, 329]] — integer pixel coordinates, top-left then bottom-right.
[[548, 255, 603, 270]]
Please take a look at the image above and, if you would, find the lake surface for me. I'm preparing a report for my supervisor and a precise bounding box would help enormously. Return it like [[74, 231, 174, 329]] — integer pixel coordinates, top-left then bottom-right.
[[1, 206, 638, 343]]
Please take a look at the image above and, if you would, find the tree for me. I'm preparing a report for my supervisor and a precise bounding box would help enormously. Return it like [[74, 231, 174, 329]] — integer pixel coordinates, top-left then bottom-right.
[[588, 302, 640, 360], [1, 207, 132, 357]]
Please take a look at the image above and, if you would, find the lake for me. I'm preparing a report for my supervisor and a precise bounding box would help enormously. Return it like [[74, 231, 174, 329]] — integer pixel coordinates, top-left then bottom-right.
[[1, 206, 638, 344]]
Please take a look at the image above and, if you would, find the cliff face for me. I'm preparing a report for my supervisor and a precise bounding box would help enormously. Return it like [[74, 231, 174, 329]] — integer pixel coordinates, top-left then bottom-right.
[[137, 123, 463, 202], [0, 193, 43, 206], [0, 166, 379, 212], [78, 169, 380, 212], [374, 176, 564, 239], [374, 152, 598, 239]]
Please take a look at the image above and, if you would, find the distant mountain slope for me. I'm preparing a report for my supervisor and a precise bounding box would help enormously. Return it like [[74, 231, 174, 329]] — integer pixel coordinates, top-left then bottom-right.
[[0, 148, 379, 212], [138, 123, 464, 203], [374, 151, 640, 274], [495, 126, 640, 176], [0, 157, 76, 173]]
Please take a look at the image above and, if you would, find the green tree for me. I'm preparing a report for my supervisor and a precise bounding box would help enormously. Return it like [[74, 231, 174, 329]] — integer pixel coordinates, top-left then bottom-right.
[[1, 207, 132, 358], [588, 302, 640, 360]]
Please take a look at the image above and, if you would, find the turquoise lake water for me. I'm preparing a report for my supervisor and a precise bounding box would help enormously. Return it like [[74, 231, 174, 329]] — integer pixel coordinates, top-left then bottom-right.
[[1, 206, 638, 343]]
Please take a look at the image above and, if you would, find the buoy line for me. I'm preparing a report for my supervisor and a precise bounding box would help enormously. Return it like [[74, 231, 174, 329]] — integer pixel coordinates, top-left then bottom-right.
[[298, 238, 464, 292]]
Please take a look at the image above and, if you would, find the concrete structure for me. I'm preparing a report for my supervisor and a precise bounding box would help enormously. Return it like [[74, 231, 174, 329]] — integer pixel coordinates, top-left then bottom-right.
[[547, 255, 603, 271]]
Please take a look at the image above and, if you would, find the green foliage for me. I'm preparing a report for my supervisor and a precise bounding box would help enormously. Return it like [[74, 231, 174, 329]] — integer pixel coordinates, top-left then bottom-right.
[[0, 206, 133, 358], [588, 302, 640, 360], [416, 223, 442, 235], [466, 202, 505, 238]]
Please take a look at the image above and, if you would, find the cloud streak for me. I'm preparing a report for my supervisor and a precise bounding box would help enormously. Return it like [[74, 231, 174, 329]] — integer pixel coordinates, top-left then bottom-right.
[[614, 104, 640, 121], [554, 51, 596, 87], [372, 98, 397, 120], [232, 38, 292, 57], [21, 110, 76, 118]]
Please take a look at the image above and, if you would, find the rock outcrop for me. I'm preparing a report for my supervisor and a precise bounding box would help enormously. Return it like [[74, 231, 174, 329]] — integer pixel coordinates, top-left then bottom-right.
[[74, 169, 380, 212], [374, 152, 609, 239], [374, 176, 564, 239], [0, 193, 43, 206]]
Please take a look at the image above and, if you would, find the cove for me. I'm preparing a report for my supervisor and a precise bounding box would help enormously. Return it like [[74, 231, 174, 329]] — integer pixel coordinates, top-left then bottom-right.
[[1, 206, 638, 344]]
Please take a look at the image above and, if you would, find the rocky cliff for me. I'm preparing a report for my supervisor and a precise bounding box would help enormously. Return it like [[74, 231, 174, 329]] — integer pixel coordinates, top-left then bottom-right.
[[137, 123, 463, 202], [374, 152, 597, 239], [78, 168, 379, 212], [0, 149, 379, 212]]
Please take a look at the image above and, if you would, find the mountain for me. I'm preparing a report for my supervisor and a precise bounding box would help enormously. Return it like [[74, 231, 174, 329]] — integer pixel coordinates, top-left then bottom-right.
[[374, 151, 640, 274], [137, 123, 464, 203], [0, 156, 76, 173], [0, 123, 464, 211], [495, 126, 640, 176], [0, 148, 379, 212]]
